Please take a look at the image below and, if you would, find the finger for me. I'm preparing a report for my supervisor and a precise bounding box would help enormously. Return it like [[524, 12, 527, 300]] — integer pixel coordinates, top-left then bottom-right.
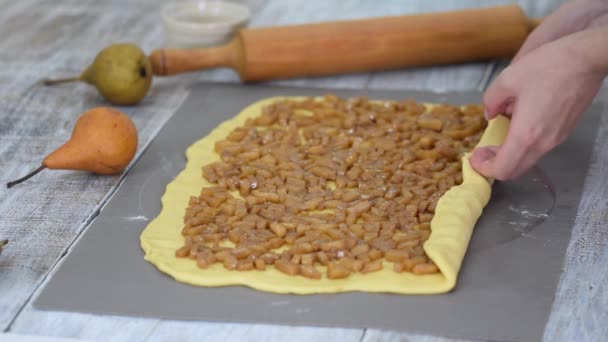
[[476, 129, 528, 181], [503, 101, 514, 116], [470, 145, 504, 178], [483, 75, 515, 121], [499, 93, 552, 179], [469, 145, 499, 173], [509, 150, 543, 180], [507, 127, 550, 179], [512, 1, 583, 62]]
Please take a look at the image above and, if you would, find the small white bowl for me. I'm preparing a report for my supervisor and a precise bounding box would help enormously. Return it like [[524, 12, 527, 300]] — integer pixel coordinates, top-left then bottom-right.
[[161, 1, 250, 48]]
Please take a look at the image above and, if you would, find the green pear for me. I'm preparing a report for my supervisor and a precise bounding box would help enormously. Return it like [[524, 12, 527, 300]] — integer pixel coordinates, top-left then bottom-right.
[[0, 240, 7, 256], [44, 43, 152, 105]]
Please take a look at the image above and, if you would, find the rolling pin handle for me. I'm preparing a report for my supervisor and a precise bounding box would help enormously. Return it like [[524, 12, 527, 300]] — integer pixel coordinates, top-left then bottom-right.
[[149, 38, 243, 77], [150, 49, 168, 76]]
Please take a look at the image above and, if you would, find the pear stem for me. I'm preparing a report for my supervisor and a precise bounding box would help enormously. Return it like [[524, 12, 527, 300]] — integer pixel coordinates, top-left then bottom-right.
[[7, 164, 47, 188], [42, 77, 81, 85]]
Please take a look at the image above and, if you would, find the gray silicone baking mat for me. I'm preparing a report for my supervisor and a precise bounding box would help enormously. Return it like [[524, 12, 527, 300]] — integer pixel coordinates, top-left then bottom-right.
[[34, 83, 603, 342]]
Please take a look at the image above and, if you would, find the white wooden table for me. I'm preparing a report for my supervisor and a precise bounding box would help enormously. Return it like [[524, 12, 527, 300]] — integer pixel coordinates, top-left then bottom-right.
[[1, 0, 606, 341]]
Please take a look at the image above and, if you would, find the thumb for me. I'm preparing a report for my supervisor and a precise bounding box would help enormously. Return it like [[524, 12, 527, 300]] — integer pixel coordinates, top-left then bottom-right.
[[483, 74, 515, 121], [470, 146, 499, 176]]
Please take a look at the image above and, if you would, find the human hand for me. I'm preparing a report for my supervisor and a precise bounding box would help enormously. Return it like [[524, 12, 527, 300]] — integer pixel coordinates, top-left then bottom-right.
[[470, 33, 605, 180], [514, 0, 608, 62]]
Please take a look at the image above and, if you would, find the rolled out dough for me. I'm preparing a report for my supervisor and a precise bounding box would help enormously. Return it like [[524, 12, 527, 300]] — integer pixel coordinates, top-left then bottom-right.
[[140, 97, 509, 294]]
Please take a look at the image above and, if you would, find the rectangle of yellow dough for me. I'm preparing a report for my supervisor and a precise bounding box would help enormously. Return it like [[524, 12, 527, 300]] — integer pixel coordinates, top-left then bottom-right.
[[140, 97, 509, 294]]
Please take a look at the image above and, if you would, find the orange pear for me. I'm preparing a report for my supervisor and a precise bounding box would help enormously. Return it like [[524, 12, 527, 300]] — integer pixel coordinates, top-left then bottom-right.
[[7, 107, 138, 188]]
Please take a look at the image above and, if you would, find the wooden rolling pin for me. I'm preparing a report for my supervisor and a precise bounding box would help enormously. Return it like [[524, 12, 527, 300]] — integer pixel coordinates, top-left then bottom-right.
[[150, 4, 539, 81]]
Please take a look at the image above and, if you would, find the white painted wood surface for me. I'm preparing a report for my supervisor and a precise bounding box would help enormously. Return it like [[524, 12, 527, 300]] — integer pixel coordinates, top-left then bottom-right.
[[2, 0, 606, 341], [0, 333, 87, 342]]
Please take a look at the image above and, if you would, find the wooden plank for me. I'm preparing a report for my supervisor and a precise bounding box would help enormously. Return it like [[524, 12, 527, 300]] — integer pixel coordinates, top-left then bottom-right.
[[0, 333, 88, 342], [7, 0, 603, 342], [362, 330, 471, 342], [0, 0, 195, 331], [144, 323, 361, 342], [540, 90, 608, 341]]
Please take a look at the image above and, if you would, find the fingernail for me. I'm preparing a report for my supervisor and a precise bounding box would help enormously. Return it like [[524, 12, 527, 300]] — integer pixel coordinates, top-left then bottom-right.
[[484, 108, 490, 120], [505, 102, 514, 115], [474, 148, 495, 162]]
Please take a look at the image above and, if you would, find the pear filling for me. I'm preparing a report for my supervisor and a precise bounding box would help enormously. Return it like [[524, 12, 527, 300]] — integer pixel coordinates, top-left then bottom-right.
[[177, 95, 485, 279]]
